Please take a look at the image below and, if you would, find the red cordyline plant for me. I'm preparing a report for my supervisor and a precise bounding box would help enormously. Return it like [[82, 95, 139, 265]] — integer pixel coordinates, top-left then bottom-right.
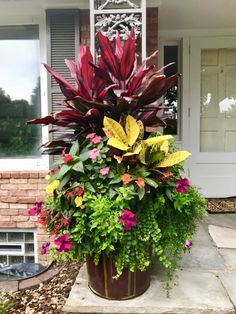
[[27, 29, 179, 154]]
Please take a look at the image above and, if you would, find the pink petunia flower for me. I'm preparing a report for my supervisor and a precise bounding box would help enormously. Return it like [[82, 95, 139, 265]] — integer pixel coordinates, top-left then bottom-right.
[[184, 240, 192, 248], [54, 234, 73, 252], [176, 178, 190, 194], [99, 167, 110, 175], [91, 136, 102, 144], [89, 148, 100, 161], [86, 133, 96, 139], [40, 242, 50, 255], [118, 209, 137, 231], [28, 201, 42, 216]]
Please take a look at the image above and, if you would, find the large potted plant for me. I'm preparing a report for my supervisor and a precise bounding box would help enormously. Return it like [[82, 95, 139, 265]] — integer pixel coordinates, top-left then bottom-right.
[[28, 30, 207, 299]]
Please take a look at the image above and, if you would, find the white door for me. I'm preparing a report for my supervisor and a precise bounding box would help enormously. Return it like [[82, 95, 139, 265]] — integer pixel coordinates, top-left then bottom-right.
[[189, 37, 236, 197]]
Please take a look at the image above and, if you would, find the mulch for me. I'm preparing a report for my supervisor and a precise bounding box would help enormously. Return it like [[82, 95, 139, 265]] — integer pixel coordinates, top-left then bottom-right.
[[4, 261, 81, 314], [207, 198, 236, 213]]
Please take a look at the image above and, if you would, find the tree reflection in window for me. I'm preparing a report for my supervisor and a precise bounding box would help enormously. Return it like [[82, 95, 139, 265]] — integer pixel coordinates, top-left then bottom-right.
[[0, 25, 41, 158]]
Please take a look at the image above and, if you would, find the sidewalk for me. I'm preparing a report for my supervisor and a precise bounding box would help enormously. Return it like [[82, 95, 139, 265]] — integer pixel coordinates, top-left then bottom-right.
[[64, 214, 236, 314]]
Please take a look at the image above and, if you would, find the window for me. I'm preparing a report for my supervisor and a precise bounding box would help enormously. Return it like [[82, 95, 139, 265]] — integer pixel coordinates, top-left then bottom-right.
[[0, 25, 41, 158], [162, 42, 181, 137], [0, 230, 37, 264]]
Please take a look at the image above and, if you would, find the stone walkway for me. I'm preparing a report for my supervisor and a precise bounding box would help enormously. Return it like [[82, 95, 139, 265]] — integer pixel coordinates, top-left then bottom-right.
[[64, 214, 236, 314]]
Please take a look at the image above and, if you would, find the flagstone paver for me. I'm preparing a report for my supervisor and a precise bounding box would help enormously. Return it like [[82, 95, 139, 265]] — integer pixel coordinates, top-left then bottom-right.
[[219, 273, 236, 309], [218, 249, 236, 270], [209, 225, 236, 249], [64, 266, 234, 314]]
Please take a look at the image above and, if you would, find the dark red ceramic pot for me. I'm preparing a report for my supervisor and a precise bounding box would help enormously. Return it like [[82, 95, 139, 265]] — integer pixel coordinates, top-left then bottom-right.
[[86, 255, 150, 300]]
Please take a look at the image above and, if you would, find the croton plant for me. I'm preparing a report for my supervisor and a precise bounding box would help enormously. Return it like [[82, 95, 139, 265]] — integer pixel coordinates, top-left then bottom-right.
[[28, 30, 207, 290]]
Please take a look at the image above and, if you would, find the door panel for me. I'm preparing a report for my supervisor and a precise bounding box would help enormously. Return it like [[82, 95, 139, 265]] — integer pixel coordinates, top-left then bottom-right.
[[189, 37, 236, 197]]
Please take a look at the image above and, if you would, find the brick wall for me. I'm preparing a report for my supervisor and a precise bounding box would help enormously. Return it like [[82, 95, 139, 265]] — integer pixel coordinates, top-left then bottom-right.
[[0, 172, 48, 261]]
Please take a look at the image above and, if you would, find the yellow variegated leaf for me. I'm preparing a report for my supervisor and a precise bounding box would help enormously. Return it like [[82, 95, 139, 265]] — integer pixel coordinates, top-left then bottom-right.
[[160, 140, 169, 154], [139, 141, 148, 165], [157, 151, 191, 168], [107, 138, 129, 151], [103, 127, 114, 138], [145, 135, 173, 146], [103, 117, 128, 144], [123, 145, 142, 157], [125, 115, 140, 146]]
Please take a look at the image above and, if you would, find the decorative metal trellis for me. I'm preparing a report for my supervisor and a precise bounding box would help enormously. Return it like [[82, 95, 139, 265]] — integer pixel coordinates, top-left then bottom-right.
[[90, 0, 146, 60]]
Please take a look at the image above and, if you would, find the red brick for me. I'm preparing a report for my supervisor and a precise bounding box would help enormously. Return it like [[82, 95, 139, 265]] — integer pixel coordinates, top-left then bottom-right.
[[37, 184, 46, 190], [0, 179, 10, 183], [28, 178, 39, 184], [0, 203, 9, 209], [0, 209, 18, 216], [20, 184, 38, 190], [10, 204, 28, 209], [147, 7, 158, 18], [1, 184, 18, 190], [38, 172, 48, 178], [0, 196, 16, 203], [16, 222, 37, 228], [10, 178, 28, 184], [16, 197, 37, 204], [37, 234, 51, 242], [0, 222, 17, 227], [1, 173, 11, 178], [29, 172, 40, 178], [19, 209, 29, 216], [29, 216, 38, 222], [9, 190, 28, 197], [11, 216, 29, 222], [0, 216, 11, 222], [0, 190, 9, 196]]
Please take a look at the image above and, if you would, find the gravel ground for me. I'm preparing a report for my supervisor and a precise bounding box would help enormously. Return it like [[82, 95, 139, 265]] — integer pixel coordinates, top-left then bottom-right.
[[3, 261, 81, 314]]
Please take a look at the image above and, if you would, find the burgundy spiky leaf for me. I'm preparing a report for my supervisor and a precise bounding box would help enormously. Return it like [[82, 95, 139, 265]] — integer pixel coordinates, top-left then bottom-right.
[[137, 74, 180, 107], [97, 32, 121, 80], [43, 64, 79, 99], [120, 29, 136, 80], [27, 116, 56, 125]]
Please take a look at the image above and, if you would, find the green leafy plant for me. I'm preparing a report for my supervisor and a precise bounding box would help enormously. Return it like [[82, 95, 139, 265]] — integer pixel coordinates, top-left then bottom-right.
[[28, 31, 207, 292], [0, 290, 12, 314]]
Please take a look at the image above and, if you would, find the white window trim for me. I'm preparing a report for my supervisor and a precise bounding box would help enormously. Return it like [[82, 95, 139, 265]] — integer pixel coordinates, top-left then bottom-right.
[[0, 14, 49, 171]]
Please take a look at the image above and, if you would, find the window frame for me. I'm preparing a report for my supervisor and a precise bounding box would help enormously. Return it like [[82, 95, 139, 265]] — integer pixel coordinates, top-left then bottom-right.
[[0, 14, 49, 171]]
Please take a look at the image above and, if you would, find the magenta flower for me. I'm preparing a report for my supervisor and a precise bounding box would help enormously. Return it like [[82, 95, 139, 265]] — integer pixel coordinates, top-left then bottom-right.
[[91, 135, 102, 144], [54, 234, 73, 252], [118, 209, 137, 231], [184, 240, 192, 248], [28, 201, 42, 216], [99, 167, 110, 175], [86, 133, 96, 139], [40, 242, 50, 255], [89, 148, 100, 161], [176, 178, 190, 193]]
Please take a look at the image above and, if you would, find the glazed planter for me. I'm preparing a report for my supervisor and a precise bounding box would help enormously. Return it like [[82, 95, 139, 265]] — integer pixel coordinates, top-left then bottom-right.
[[86, 255, 150, 300]]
